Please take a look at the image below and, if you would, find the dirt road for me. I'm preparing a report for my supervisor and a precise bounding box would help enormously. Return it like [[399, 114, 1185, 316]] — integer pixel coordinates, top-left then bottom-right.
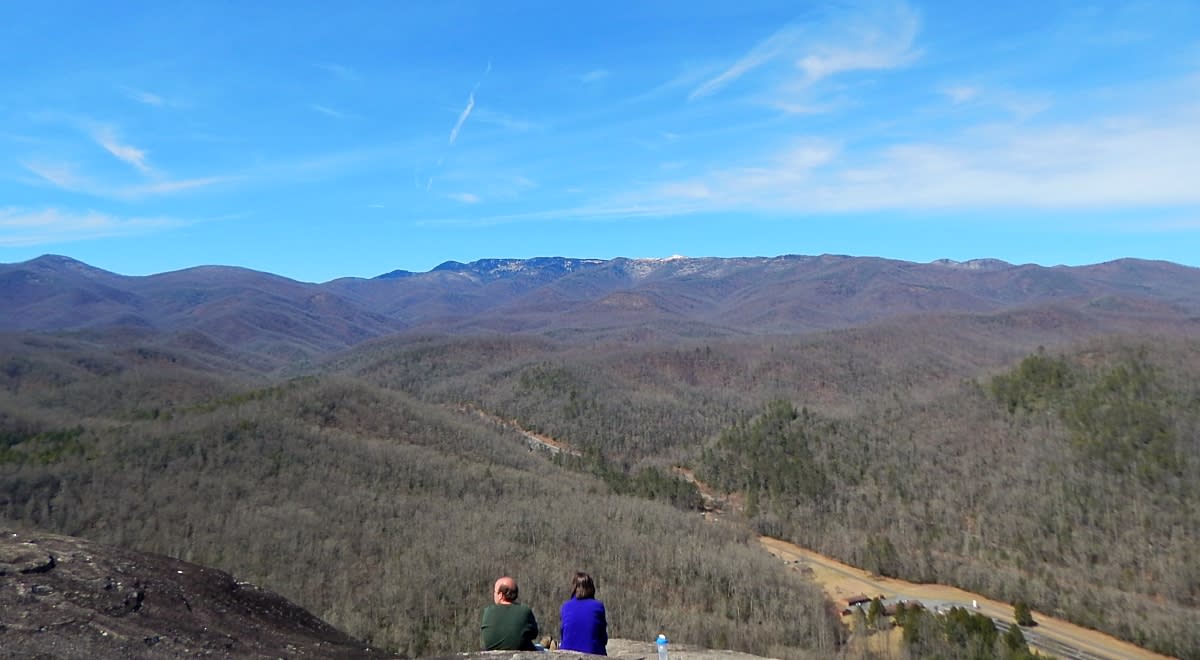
[[759, 537, 1174, 660], [476, 408, 1176, 659]]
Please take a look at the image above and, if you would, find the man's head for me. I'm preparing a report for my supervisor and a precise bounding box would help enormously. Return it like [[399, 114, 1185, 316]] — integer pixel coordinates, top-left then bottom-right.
[[494, 576, 519, 604]]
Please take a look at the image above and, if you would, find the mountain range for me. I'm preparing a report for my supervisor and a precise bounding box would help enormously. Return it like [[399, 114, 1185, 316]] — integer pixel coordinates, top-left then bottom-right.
[[3, 254, 1198, 369]]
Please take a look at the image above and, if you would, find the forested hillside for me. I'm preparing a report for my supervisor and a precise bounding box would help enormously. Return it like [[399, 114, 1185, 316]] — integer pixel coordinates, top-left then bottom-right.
[[0, 333, 840, 658], [321, 325, 1200, 658], [2, 309, 1198, 657], [696, 339, 1200, 658]]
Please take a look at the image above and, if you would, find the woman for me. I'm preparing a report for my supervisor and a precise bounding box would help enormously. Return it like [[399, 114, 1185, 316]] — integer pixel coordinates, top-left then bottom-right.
[[559, 571, 608, 655]]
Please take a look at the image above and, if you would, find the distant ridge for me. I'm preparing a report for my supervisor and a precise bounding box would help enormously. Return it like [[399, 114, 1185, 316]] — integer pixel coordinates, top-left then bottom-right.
[[3, 254, 1198, 369]]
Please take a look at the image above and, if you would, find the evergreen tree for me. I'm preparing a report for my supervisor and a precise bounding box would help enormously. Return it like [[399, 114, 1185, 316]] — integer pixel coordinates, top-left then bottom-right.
[[1013, 601, 1035, 627], [1002, 622, 1028, 656], [867, 597, 885, 630]]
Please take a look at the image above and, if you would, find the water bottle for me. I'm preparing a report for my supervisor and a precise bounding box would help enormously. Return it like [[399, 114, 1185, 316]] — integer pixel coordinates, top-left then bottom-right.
[[655, 633, 669, 660]]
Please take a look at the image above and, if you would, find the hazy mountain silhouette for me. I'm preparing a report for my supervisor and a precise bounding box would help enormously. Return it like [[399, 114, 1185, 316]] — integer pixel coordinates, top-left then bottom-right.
[[3, 254, 1197, 368]]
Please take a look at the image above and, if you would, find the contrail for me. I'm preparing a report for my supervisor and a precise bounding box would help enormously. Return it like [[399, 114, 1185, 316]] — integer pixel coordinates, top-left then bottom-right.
[[449, 92, 475, 145], [427, 61, 491, 196]]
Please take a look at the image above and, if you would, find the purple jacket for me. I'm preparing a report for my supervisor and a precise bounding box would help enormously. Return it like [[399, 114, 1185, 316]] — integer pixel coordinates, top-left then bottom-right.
[[559, 597, 608, 655]]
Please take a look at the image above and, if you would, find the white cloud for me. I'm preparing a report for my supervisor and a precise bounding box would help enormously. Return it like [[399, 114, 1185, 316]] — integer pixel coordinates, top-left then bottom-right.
[[941, 85, 1051, 119], [21, 160, 90, 191], [442, 91, 1200, 228], [91, 125, 153, 174], [689, 25, 802, 100], [582, 69, 610, 83], [470, 107, 538, 132], [120, 177, 230, 197], [644, 108, 1200, 214], [942, 85, 980, 104], [511, 175, 537, 189], [419, 201, 709, 227], [314, 63, 361, 81], [312, 104, 350, 119], [124, 87, 164, 106], [21, 160, 228, 199], [657, 182, 712, 199], [689, 0, 921, 101], [772, 100, 842, 115], [0, 207, 184, 246], [794, 4, 920, 84], [449, 192, 480, 204]]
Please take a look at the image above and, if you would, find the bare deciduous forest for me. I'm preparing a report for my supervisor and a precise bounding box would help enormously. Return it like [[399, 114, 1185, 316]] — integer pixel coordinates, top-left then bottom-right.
[[0, 334, 840, 658], [2, 322, 1198, 658]]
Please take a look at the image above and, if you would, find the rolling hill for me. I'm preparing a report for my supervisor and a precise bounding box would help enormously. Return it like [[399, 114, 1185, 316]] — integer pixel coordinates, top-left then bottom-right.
[[2, 252, 1199, 658]]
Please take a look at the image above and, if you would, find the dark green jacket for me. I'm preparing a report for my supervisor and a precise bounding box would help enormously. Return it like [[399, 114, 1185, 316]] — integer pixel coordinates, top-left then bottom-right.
[[481, 603, 539, 651]]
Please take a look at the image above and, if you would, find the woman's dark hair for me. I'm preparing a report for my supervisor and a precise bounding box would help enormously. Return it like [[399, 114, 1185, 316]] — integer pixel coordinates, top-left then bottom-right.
[[571, 571, 596, 599]]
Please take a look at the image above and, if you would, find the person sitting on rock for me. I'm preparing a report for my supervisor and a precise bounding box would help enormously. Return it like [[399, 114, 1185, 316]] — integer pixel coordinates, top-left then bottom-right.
[[481, 576, 539, 651], [559, 571, 608, 655]]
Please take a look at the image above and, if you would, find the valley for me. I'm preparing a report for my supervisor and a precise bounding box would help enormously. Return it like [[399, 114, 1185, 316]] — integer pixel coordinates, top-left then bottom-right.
[[469, 407, 1180, 660], [2, 253, 1199, 658]]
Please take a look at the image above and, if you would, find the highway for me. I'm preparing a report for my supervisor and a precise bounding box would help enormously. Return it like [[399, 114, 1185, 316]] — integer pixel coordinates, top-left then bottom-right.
[[759, 537, 1174, 660]]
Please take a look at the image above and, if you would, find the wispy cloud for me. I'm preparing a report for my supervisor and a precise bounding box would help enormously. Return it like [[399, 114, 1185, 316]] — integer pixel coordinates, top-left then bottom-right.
[[794, 4, 920, 83], [511, 175, 537, 189], [419, 201, 703, 227], [582, 69, 610, 83], [448, 192, 481, 204], [21, 160, 229, 200], [314, 63, 360, 81], [430, 91, 1200, 230], [642, 107, 1200, 214], [470, 107, 538, 132], [771, 99, 844, 115], [311, 104, 352, 119], [91, 124, 153, 174], [942, 85, 980, 104], [123, 87, 164, 106], [121, 177, 230, 197], [0, 207, 184, 246], [939, 85, 1050, 119], [21, 160, 90, 191], [689, 0, 921, 101], [689, 26, 801, 100]]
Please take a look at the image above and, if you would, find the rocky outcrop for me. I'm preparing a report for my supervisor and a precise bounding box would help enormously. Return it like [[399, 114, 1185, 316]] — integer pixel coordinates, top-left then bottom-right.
[[0, 528, 775, 660], [0, 528, 393, 659]]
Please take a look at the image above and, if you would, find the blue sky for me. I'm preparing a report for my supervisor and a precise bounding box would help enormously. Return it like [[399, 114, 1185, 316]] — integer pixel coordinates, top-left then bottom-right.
[[3, 1, 1199, 282]]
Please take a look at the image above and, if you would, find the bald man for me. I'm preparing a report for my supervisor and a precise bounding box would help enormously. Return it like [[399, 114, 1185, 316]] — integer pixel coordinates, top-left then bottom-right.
[[481, 576, 540, 651]]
